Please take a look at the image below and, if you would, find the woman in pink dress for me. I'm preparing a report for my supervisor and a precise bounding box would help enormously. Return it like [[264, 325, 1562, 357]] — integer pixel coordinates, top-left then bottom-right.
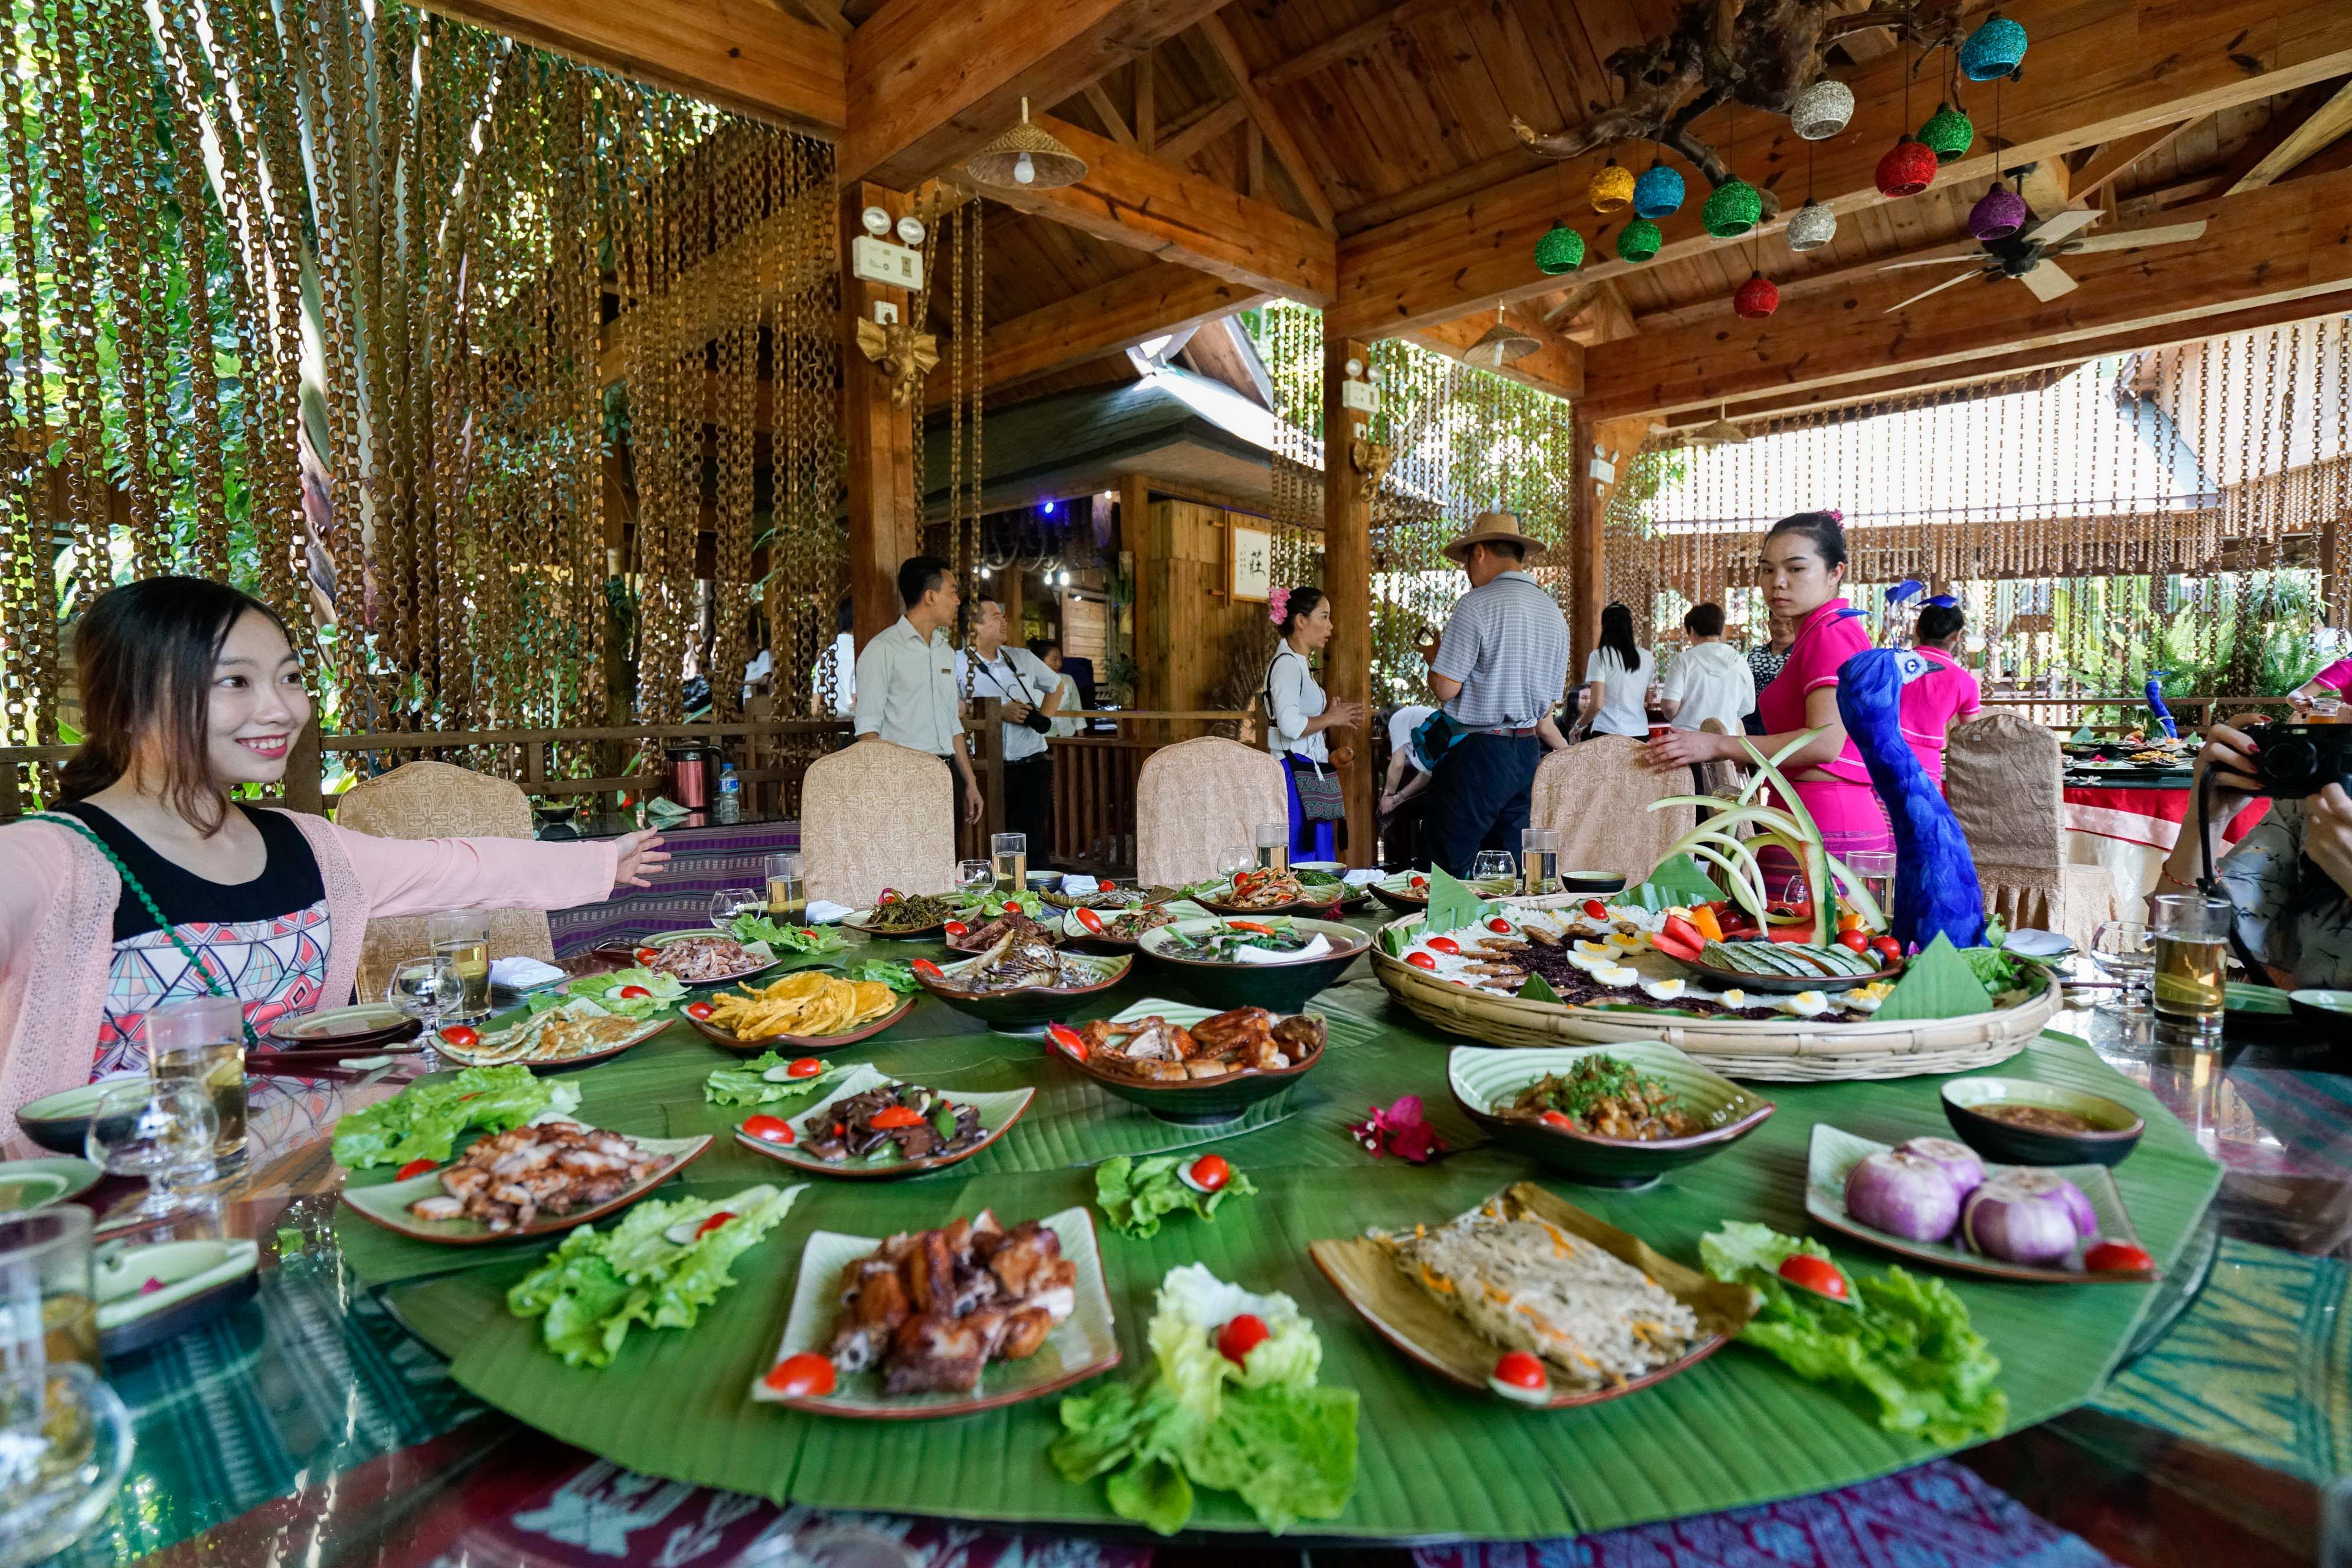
[[1647, 512, 1893, 882], [0, 578, 669, 1150], [1899, 600, 1984, 789]]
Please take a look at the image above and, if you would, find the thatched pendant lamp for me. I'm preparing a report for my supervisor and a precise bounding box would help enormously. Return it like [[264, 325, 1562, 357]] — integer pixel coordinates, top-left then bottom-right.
[[966, 97, 1087, 190], [1462, 304, 1538, 370]]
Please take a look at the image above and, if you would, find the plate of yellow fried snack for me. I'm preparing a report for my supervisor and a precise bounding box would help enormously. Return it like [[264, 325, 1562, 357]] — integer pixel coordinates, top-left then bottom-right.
[[680, 970, 915, 1055]]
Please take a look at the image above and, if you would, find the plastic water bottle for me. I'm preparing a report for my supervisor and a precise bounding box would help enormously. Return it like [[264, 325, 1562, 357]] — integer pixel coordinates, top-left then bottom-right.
[[714, 762, 741, 824]]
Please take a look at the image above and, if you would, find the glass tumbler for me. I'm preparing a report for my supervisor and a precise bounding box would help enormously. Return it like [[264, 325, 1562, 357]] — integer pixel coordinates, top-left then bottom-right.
[[0, 1207, 96, 1377], [2151, 893, 2231, 1046]]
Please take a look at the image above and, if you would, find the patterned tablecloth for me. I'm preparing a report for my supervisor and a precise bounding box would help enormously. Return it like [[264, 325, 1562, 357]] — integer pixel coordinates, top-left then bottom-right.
[[548, 818, 801, 955]]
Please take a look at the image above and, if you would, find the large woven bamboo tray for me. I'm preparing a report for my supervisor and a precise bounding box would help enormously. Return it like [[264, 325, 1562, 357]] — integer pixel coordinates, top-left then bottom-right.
[[1371, 909, 2055, 1082]]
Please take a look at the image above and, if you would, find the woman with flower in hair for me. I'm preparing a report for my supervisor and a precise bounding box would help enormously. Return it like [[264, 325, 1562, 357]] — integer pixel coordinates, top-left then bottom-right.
[[1263, 586, 1364, 861]]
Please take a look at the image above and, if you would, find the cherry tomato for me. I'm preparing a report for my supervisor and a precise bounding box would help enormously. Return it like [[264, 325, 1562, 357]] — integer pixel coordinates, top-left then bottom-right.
[[694, 1211, 736, 1240], [2085, 1240, 2154, 1273], [1409, 874, 1428, 889], [685, 1000, 715, 1020], [618, 985, 651, 999], [1076, 907, 1106, 935], [944, 920, 969, 938], [396, 1158, 438, 1181], [1537, 1110, 1575, 1133], [1836, 930, 1871, 954], [1426, 936, 1461, 955], [1487, 917, 1513, 934], [876, 890, 900, 906], [438, 1024, 479, 1049], [1187, 1154, 1231, 1191], [742, 1115, 794, 1144], [1217, 1313, 1271, 1366], [868, 1106, 925, 1129], [634, 947, 661, 963], [763, 1351, 837, 1397], [1492, 1350, 1547, 1390], [1582, 899, 1609, 920], [1871, 935, 1903, 963], [1046, 1022, 1089, 1061], [1405, 951, 1438, 970], [1778, 1253, 1849, 1299], [786, 1057, 824, 1079], [1838, 911, 1864, 934], [910, 958, 944, 980]]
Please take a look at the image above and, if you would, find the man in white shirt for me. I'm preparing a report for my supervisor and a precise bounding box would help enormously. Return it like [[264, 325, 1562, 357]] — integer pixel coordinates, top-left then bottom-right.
[[852, 556, 982, 824], [958, 598, 1064, 861], [1658, 602, 1756, 734]]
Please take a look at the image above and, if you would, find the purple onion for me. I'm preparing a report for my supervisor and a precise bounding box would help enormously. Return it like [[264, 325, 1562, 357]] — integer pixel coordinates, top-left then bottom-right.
[[1844, 1149, 1961, 1243], [1897, 1136, 1986, 1201], [1960, 1169, 2088, 1265]]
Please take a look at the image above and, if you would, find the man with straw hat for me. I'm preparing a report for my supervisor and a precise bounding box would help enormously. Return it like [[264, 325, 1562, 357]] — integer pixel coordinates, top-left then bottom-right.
[[1418, 511, 1570, 876]]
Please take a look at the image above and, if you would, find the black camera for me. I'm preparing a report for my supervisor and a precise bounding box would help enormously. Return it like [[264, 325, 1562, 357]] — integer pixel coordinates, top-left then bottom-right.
[[1021, 707, 1054, 736], [2245, 721, 2352, 798]]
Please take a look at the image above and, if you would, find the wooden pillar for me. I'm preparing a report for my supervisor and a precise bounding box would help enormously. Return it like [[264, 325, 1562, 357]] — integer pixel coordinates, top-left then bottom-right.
[[842, 182, 919, 649], [1569, 410, 1606, 682], [1122, 472, 1158, 716], [1322, 334, 1374, 865]]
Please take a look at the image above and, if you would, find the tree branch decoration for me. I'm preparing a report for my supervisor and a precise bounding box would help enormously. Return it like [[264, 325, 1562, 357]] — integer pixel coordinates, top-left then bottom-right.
[[1511, 0, 1970, 223]]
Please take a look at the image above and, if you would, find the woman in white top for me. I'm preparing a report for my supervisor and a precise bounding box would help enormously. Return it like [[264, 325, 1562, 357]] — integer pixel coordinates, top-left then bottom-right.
[[1028, 638, 1088, 738], [1578, 602, 1655, 739], [1265, 586, 1366, 861]]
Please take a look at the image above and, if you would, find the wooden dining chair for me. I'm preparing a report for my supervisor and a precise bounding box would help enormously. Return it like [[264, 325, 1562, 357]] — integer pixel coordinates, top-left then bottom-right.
[[1945, 714, 2109, 943], [331, 760, 556, 1002], [801, 739, 958, 909], [1135, 736, 1289, 888], [1531, 736, 1697, 884]]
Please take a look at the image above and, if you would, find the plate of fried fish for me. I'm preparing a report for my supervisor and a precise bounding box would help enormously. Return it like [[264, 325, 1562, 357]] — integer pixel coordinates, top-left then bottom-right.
[[434, 999, 667, 1072], [753, 1207, 1118, 1417]]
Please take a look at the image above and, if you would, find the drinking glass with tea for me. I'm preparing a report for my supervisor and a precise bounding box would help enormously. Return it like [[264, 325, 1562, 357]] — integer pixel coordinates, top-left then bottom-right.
[[145, 996, 247, 1171], [0, 1206, 96, 1377], [2151, 893, 2231, 1046], [1518, 829, 1559, 897], [991, 832, 1028, 894], [427, 909, 491, 1020], [765, 852, 807, 921], [1252, 822, 1288, 876]]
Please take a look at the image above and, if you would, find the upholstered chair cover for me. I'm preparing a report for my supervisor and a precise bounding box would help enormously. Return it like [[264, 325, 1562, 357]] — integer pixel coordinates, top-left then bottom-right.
[[1532, 736, 1698, 884], [1945, 714, 2105, 940], [1135, 737, 1289, 888], [332, 760, 554, 1001], [801, 740, 959, 910]]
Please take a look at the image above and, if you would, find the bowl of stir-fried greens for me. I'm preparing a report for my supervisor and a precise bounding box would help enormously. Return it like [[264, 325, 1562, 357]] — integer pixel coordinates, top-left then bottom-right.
[[1136, 917, 1369, 1014]]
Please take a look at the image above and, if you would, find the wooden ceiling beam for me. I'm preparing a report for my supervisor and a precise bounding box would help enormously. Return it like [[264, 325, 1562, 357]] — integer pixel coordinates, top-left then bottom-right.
[[1634, 235, 1984, 333], [2227, 74, 2352, 192], [1331, 0, 2352, 342], [1196, 15, 1338, 230], [1082, 82, 1136, 148], [1252, 0, 1480, 93], [2070, 119, 2198, 204], [401, 0, 845, 135], [1583, 165, 2352, 420], [1155, 96, 1249, 166], [839, 0, 1229, 188], [923, 261, 1266, 404], [968, 113, 1338, 302]]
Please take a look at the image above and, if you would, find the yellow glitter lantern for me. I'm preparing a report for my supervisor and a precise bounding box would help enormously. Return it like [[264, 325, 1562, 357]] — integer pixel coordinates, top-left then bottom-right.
[[1587, 158, 1635, 216]]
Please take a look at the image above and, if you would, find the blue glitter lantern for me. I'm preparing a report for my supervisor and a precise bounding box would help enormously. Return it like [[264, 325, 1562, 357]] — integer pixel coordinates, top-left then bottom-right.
[[1633, 161, 1685, 219], [1959, 12, 2028, 81]]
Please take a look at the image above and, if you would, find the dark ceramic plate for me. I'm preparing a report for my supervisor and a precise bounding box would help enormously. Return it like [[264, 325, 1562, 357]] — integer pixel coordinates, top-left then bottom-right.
[[914, 951, 1133, 1030], [1135, 918, 1369, 1015], [1048, 1002, 1325, 1125], [1940, 1076, 2145, 1167], [1448, 1044, 1774, 1190], [680, 995, 916, 1056]]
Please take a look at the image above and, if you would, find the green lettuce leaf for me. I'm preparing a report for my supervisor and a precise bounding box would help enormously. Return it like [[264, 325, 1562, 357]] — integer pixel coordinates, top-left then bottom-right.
[[507, 1184, 805, 1367], [702, 1053, 843, 1108], [1093, 1155, 1257, 1239], [330, 1066, 580, 1170], [729, 914, 846, 954], [1700, 1222, 2006, 1445], [838, 959, 920, 995], [1184, 1383, 1360, 1536], [566, 967, 687, 1019]]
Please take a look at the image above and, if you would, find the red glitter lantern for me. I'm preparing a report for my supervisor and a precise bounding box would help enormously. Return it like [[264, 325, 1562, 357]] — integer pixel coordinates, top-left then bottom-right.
[[1874, 135, 1938, 198], [1733, 271, 1780, 320]]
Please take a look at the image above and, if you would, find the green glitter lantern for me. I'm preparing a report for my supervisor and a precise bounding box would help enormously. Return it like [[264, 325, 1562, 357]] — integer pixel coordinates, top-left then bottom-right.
[[1701, 177, 1763, 238], [1919, 101, 1974, 163], [1534, 221, 1586, 275], [1616, 217, 1662, 263]]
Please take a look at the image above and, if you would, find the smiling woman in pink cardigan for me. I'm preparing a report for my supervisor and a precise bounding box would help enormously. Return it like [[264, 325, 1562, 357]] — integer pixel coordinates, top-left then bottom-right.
[[0, 578, 667, 1153]]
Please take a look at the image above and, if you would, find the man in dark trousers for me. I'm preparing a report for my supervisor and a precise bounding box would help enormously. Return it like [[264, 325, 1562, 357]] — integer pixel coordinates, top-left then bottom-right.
[[1419, 512, 1570, 876]]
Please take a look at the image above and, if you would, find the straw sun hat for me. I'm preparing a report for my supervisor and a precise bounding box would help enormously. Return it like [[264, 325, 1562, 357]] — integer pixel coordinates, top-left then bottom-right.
[[1441, 510, 1549, 564]]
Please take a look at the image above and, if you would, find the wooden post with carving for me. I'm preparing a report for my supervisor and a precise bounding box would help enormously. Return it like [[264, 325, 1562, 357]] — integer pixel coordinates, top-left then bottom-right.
[[842, 182, 920, 651], [1322, 333, 1374, 864]]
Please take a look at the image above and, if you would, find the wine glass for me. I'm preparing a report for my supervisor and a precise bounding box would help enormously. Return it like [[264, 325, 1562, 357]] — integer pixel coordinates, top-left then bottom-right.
[[956, 858, 992, 894], [1471, 850, 1515, 890], [2090, 919, 2155, 1018], [708, 887, 762, 935], [386, 955, 463, 1063], [1215, 844, 1252, 886], [84, 1080, 218, 1222]]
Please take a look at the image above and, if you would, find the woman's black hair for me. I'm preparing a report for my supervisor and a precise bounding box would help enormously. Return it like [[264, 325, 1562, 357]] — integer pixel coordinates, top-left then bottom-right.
[[1278, 586, 1327, 635], [1764, 511, 1848, 570], [58, 577, 293, 834], [1915, 603, 1966, 645], [1025, 636, 1060, 660], [1598, 602, 1641, 671]]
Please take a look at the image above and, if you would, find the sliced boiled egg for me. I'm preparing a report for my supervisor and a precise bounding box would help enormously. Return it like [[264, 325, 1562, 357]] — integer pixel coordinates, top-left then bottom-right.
[[1604, 932, 1644, 952], [1573, 940, 1613, 958], [1721, 988, 1748, 1008], [1638, 978, 1687, 1002], [1488, 1350, 1550, 1405], [1593, 962, 1641, 987], [1778, 990, 1831, 1017]]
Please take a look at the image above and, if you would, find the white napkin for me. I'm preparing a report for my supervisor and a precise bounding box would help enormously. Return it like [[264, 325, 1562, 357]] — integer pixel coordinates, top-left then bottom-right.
[[1342, 868, 1381, 886], [806, 899, 857, 924], [489, 956, 568, 989], [1059, 873, 1102, 895], [1235, 933, 1332, 965]]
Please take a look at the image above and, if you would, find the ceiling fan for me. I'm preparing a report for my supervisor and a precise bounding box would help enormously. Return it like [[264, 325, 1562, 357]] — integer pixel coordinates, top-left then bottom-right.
[[1880, 208, 2208, 314]]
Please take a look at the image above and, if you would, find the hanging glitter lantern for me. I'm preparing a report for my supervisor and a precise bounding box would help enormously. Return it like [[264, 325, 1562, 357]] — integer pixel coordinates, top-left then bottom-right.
[[1919, 101, 1974, 162], [1733, 271, 1781, 320], [1791, 78, 1854, 141], [1785, 198, 1837, 252], [1616, 216, 1662, 263], [1968, 182, 2029, 241], [1959, 11, 2029, 81], [1589, 158, 1635, 215], [1633, 160, 1685, 218], [1875, 135, 1938, 198], [1701, 177, 1763, 237], [1534, 221, 1586, 274]]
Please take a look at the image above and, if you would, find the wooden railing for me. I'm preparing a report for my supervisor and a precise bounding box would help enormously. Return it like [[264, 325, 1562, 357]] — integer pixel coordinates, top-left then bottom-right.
[[1977, 695, 2299, 733], [970, 708, 1253, 875]]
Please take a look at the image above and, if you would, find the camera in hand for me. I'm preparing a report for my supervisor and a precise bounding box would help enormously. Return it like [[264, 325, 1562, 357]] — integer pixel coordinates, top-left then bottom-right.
[[2245, 721, 2352, 797]]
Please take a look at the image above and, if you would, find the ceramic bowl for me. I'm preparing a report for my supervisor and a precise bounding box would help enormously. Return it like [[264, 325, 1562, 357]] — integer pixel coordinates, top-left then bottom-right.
[[1135, 918, 1369, 1015], [914, 950, 1132, 1030], [1559, 870, 1629, 896], [2288, 988, 2352, 1039], [1050, 1007, 1326, 1125], [1447, 1043, 1774, 1190], [14, 1077, 139, 1157], [1939, 1076, 2145, 1167]]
